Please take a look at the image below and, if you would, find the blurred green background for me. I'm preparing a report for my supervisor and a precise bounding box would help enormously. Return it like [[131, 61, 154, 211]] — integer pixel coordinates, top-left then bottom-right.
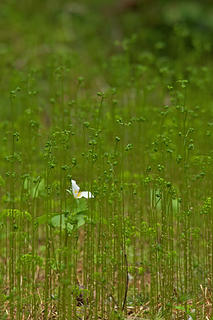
[[1, 0, 213, 124], [1, 0, 213, 71]]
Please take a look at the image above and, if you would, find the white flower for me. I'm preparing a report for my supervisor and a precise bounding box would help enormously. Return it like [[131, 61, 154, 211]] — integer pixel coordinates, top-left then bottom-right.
[[67, 179, 94, 199], [188, 309, 195, 320]]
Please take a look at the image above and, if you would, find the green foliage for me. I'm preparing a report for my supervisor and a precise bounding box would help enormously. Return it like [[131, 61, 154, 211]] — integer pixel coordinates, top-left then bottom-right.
[[1, 209, 31, 221], [0, 0, 213, 319], [19, 253, 43, 267], [23, 176, 46, 198], [200, 197, 212, 215], [50, 214, 73, 232], [36, 199, 88, 233]]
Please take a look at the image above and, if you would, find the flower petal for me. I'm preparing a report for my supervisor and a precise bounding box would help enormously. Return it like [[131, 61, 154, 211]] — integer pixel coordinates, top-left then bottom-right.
[[71, 179, 80, 196], [81, 191, 94, 199], [76, 192, 83, 198]]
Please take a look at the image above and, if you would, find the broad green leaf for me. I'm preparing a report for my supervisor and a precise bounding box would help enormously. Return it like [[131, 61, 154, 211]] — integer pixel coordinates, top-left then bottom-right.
[[51, 214, 73, 233], [66, 196, 88, 215], [74, 198, 88, 214], [76, 214, 86, 228], [36, 212, 58, 225]]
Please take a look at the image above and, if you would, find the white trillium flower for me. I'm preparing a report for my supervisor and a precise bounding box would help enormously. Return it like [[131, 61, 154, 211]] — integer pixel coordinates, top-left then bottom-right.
[[67, 179, 94, 199], [187, 309, 195, 320]]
